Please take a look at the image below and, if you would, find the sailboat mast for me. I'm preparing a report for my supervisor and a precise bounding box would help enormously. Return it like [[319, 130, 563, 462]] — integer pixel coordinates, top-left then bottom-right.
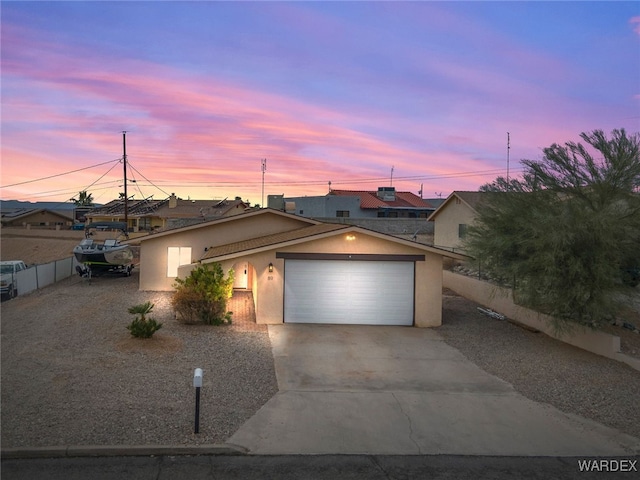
[[123, 131, 128, 229]]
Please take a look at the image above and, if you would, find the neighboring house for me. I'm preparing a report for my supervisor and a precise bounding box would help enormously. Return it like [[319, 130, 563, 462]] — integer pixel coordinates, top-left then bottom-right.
[[271, 187, 435, 219], [0, 208, 74, 228], [87, 194, 251, 232], [138, 208, 464, 327], [427, 191, 486, 253]]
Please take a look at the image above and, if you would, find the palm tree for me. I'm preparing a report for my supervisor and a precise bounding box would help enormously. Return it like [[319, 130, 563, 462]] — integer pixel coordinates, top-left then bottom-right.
[[71, 190, 94, 207]]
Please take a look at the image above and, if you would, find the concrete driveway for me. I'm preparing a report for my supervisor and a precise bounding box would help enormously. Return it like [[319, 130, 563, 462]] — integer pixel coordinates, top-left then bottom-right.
[[229, 324, 640, 455]]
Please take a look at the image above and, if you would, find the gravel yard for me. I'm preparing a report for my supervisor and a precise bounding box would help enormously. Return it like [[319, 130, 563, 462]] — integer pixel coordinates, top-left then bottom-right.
[[440, 290, 640, 440], [1, 271, 278, 448], [1, 274, 639, 449]]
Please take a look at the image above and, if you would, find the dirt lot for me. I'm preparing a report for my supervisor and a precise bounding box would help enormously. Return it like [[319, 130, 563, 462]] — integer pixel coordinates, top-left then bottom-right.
[[0, 227, 137, 265]]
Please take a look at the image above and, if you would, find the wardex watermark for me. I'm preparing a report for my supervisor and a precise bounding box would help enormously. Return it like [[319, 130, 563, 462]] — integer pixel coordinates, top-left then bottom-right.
[[577, 459, 637, 473]]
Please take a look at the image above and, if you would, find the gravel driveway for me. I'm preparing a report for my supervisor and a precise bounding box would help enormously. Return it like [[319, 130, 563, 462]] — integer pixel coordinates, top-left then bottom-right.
[[2, 276, 639, 449]]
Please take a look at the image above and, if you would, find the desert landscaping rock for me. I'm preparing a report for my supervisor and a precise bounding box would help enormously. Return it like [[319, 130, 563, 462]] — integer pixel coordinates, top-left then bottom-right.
[[1, 268, 638, 450], [1, 271, 278, 448], [439, 291, 640, 440]]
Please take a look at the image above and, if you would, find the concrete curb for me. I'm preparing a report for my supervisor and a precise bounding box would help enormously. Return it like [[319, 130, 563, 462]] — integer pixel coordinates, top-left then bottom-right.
[[1, 443, 248, 459]]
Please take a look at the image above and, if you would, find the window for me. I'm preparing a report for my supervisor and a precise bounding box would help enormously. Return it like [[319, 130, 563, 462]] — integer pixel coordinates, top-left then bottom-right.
[[336, 210, 350, 217], [167, 247, 192, 277], [458, 224, 468, 239], [139, 217, 152, 230]]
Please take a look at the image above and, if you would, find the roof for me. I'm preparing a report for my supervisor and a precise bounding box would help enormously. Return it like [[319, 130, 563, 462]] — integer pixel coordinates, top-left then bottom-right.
[[154, 198, 250, 219], [0, 208, 74, 221], [137, 208, 321, 242], [87, 197, 250, 219], [88, 198, 168, 217], [329, 190, 435, 210], [200, 223, 467, 263], [427, 191, 487, 221], [201, 223, 348, 260]]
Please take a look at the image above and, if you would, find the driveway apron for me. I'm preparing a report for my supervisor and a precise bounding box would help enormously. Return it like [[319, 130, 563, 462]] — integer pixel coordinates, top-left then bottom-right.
[[228, 324, 640, 455]]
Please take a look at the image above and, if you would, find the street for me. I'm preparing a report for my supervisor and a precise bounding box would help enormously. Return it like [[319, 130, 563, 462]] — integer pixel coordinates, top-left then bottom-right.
[[4, 454, 639, 480]]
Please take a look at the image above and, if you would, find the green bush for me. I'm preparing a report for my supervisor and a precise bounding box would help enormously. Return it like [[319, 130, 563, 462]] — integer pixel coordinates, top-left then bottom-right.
[[126, 301, 162, 338], [172, 263, 234, 325]]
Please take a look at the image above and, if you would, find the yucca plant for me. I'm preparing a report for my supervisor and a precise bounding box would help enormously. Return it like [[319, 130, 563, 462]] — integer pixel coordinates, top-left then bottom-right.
[[127, 301, 162, 338]]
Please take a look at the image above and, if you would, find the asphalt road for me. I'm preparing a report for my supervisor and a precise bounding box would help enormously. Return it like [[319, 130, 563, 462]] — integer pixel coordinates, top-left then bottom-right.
[[3, 454, 639, 480]]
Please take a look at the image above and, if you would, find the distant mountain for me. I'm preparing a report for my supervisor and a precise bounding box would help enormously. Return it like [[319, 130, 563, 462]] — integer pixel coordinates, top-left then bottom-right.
[[0, 200, 101, 211]]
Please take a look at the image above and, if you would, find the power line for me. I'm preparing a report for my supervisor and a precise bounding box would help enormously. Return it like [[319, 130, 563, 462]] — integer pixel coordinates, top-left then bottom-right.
[[127, 160, 172, 197], [0, 158, 122, 189], [137, 167, 523, 188]]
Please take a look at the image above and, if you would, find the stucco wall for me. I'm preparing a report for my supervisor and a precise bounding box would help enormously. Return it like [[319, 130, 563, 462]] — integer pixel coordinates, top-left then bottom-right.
[[284, 196, 363, 218], [433, 200, 476, 252], [442, 270, 640, 370], [209, 231, 446, 327], [139, 213, 312, 291]]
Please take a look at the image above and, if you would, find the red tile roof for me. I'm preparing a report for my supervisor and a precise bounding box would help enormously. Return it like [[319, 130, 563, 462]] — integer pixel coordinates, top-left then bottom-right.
[[329, 190, 434, 209]]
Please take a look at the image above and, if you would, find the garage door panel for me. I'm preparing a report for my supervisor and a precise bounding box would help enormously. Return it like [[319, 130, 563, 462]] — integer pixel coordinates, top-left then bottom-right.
[[284, 260, 414, 325]]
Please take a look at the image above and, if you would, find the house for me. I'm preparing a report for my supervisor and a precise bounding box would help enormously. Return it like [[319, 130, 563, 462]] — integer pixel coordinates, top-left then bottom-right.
[[0, 208, 74, 228], [138, 209, 465, 327], [270, 187, 435, 219], [427, 191, 486, 253], [87, 194, 251, 232]]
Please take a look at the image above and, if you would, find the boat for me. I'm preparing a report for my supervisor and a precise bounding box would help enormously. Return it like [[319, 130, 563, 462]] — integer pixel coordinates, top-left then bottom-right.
[[74, 222, 134, 277]]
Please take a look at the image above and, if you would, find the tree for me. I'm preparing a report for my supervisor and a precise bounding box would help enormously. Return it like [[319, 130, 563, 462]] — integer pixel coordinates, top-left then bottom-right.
[[71, 190, 94, 206], [465, 129, 640, 332]]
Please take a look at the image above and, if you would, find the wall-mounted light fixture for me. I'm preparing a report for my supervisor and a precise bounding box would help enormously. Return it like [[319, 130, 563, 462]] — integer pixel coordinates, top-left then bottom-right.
[[346, 234, 356, 241], [268, 262, 274, 273]]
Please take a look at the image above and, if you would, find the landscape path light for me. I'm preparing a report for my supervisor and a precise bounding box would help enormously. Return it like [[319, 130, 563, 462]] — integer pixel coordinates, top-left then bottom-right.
[[193, 368, 203, 434]]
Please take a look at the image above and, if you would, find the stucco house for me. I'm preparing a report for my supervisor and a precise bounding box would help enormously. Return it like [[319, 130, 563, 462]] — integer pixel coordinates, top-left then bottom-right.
[[270, 187, 435, 219], [0, 208, 74, 228], [87, 194, 251, 232], [427, 191, 486, 253], [138, 209, 464, 327]]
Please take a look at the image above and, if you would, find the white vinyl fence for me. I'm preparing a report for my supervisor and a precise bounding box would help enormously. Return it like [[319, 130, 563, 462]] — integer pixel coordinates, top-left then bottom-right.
[[13, 257, 81, 297]]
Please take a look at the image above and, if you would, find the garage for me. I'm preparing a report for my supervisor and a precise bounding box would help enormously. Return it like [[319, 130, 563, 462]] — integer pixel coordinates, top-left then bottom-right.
[[283, 257, 415, 325]]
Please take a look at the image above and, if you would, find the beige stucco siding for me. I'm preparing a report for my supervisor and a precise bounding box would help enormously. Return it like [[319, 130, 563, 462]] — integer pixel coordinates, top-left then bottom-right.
[[432, 200, 477, 253], [208, 231, 446, 327], [139, 213, 312, 291]]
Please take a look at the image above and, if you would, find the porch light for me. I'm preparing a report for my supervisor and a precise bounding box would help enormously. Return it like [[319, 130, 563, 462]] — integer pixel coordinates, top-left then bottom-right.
[[346, 234, 356, 241], [268, 262, 274, 273]]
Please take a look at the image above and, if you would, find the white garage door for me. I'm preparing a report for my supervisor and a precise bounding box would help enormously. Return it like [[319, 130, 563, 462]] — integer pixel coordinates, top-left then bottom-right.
[[284, 259, 414, 325]]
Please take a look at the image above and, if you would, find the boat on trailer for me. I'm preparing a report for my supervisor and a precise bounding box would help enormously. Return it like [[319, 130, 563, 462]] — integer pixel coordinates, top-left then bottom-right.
[[74, 222, 134, 277]]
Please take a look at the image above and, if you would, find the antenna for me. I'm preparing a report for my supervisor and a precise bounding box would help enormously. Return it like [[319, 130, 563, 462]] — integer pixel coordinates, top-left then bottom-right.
[[122, 131, 128, 229], [261, 158, 267, 208], [507, 132, 511, 186], [390, 165, 394, 186]]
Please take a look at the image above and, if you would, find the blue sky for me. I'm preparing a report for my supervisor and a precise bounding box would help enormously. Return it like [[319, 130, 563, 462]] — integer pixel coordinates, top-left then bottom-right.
[[1, 1, 638, 205]]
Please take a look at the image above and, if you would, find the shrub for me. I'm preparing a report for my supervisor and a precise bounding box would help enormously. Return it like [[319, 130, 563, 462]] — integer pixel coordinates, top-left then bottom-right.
[[126, 301, 162, 338], [172, 263, 234, 325]]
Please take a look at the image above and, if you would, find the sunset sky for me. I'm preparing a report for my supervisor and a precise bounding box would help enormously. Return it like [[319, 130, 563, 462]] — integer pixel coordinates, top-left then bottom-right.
[[1, 1, 639, 206]]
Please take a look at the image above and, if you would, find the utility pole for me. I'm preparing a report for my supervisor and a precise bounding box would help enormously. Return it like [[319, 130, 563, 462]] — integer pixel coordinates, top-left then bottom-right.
[[506, 132, 510, 186], [390, 165, 394, 187], [261, 158, 267, 208], [123, 131, 128, 230]]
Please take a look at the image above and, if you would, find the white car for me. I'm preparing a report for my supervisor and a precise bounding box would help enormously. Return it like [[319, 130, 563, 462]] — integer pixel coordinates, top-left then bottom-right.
[[1, 260, 27, 300]]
